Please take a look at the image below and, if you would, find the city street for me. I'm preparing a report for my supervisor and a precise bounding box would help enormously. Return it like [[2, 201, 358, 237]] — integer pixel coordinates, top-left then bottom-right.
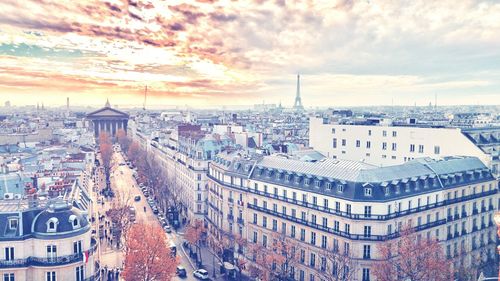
[[96, 149, 205, 281]]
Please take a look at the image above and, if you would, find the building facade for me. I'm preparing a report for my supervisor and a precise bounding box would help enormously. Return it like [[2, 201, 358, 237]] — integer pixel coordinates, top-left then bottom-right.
[[207, 152, 498, 281], [309, 117, 499, 177], [0, 198, 98, 281], [86, 100, 129, 138]]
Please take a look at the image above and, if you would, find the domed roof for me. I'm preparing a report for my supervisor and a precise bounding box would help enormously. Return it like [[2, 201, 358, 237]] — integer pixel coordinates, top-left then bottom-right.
[[32, 199, 89, 235]]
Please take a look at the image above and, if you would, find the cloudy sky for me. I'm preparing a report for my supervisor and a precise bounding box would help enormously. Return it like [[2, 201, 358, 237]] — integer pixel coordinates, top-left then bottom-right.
[[0, 0, 499, 108]]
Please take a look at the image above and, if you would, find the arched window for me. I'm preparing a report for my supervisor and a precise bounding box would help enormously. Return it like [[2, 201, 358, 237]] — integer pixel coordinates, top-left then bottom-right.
[[46, 218, 59, 232], [69, 215, 80, 229]]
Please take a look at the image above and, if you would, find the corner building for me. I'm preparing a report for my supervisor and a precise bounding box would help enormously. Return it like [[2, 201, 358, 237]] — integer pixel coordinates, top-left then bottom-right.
[[0, 199, 98, 281], [207, 152, 498, 281]]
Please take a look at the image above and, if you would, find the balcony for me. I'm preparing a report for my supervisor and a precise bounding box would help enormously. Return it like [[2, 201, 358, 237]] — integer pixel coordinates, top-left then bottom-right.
[[207, 174, 498, 222], [237, 218, 244, 225], [247, 203, 445, 241]]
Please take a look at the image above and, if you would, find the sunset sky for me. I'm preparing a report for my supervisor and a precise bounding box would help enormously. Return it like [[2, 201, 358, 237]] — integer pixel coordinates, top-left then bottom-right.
[[0, 0, 499, 108]]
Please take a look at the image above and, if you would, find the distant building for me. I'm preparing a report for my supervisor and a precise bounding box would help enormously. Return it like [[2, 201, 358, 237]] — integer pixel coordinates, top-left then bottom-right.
[[4, 101, 10, 107], [309, 117, 499, 177], [86, 99, 129, 138]]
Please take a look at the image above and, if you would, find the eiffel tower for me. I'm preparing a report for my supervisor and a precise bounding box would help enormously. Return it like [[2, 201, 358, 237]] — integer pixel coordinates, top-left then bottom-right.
[[293, 74, 304, 111]]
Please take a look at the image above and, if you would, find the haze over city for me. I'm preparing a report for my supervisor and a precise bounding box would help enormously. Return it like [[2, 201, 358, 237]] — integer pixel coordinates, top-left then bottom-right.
[[1, 0, 500, 107], [0, 1, 499, 281]]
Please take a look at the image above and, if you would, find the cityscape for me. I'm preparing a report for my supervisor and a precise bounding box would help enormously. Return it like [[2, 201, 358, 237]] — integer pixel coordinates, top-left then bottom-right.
[[0, 1, 500, 281]]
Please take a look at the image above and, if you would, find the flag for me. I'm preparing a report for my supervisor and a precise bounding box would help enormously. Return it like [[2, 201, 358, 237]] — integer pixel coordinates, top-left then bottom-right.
[[82, 251, 89, 263]]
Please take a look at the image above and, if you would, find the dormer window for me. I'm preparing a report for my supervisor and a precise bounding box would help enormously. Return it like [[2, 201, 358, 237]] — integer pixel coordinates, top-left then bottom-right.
[[385, 187, 390, 196], [8, 218, 18, 230], [285, 175, 291, 182], [364, 188, 372, 197], [337, 184, 344, 193], [295, 176, 301, 184], [315, 180, 321, 188], [276, 173, 281, 180], [325, 182, 332, 190], [69, 215, 80, 229], [47, 218, 59, 233], [304, 178, 310, 185]]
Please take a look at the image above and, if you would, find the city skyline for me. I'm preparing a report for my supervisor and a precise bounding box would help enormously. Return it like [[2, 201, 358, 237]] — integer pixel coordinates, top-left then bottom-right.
[[1, 0, 500, 107]]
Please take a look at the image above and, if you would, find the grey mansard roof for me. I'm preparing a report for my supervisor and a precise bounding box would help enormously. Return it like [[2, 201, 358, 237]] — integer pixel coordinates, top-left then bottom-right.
[[0, 199, 90, 241], [212, 152, 495, 202]]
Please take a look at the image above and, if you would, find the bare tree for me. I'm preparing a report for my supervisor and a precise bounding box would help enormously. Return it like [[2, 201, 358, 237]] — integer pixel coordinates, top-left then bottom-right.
[[317, 247, 357, 281], [373, 226, 453, 281], [106, 188, 133, 248]]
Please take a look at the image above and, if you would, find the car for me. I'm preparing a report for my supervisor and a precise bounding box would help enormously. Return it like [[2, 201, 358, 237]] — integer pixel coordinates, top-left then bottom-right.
[[193, 269, 209, 280], [134, 195, 141, 202], [164, 225, 171, 233], [143, 192, 149, 198], [152, 207, 159, 214], [176, 266, 187, 277]]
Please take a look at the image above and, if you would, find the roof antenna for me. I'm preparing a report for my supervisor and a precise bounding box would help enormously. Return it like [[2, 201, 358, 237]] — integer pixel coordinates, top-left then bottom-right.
[[143, 85, 147, 110]]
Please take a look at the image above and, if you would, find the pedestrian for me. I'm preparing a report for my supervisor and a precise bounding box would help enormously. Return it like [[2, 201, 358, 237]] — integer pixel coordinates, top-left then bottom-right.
[[115, 269, 119, 280]]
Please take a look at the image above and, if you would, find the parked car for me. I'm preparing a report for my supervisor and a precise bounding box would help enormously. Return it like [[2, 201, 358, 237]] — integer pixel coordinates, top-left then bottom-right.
[[143, 192, 150, 198], [193, 269, 209, 280], [164, 225, 172, 233], [176, 266, 187, 278], [152, 207, 159, 214], [134, 195, 141, 202]]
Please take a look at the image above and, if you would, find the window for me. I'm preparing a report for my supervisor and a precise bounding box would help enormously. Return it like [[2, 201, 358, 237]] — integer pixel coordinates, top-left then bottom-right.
[[272, 219, 277, 231], [300, 229, 306, 241], [310, 253, 316, 267], [342, 139, 346, 146], [76, 265, 84, 281], [325, 183, 332, 190], [291, 226, 296, 238], [262, 235, 267, 247], [46, 245, 57, 260], [47, 218, 58, 232], [391, 143, 397, 151], [362, 268, 370, 281], [337, 185, 344, 193], [3, 273, 14, 281], [364, 226, 371, 237], [368, 130, 372, 136], [345, 223, 350, 234], [334, 221, 339, 231], [382, 142, 387, 150], [332, 138, 337, 148], [46, 272, 56, 281], [73, 241, 82, 254], [253, 232, 257, 243], [321, 235, 327, 248], [363, 245, 371, 259], [434, 146, 440, 154], [418, 145, 424, 153], [356, 140, 360, 147], [4, 247, 14, 261], [262, 216, 267, 228], [364, 188, 372, 196], [322, 217, 328, 227], [366, 141, 371, 149], [383, 130, 387, 137], [344, 242, 350, 255], [410, 144, 415, 152], [392, 131, 397, 137], [311, 232, 316, 245], [8, 218, 18, 230], [253, 213, 257, 224], [364, 206, 372, 217], [324, 199, 329, 208], [300, 249, 305, 263]]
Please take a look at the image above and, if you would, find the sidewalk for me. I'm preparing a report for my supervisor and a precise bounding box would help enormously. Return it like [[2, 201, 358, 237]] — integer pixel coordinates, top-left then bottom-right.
[[175, 225, 251, 281]]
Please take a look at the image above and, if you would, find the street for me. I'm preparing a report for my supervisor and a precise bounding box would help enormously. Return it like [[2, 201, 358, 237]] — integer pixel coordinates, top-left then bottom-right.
[[95, 149, 202, 281]]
